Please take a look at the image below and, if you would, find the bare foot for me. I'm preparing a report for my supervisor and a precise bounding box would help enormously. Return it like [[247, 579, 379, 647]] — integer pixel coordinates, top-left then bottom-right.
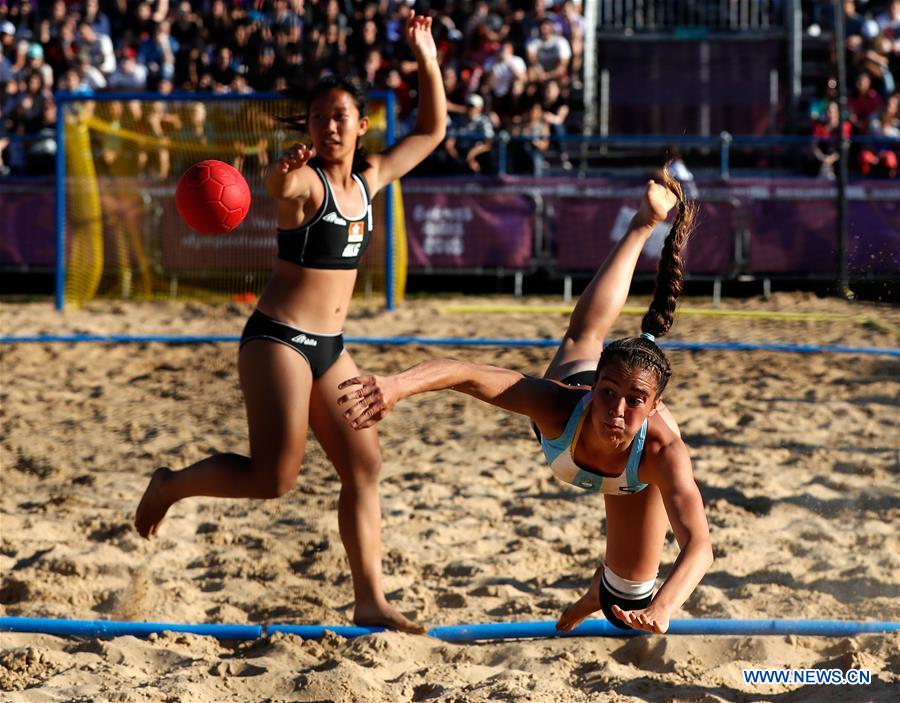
[[354, 602, 426, 635], [555, 591, 601, 633], [135, 467, 174, 538]]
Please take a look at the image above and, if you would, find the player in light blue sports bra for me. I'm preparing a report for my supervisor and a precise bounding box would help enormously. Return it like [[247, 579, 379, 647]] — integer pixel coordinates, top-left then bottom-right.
[[540, 391, 648, 495], [339, 171, 714, 636]]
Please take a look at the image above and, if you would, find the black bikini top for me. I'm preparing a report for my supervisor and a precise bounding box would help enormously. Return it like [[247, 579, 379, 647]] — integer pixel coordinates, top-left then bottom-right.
[[277, 164, 373, 270]]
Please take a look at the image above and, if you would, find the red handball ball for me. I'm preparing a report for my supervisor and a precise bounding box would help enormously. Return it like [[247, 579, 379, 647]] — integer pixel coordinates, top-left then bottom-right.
[[175, 160, 251, 235]]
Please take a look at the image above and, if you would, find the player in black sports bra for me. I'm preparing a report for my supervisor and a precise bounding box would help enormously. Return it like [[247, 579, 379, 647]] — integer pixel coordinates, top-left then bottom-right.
[[135, 12, 447, 635]]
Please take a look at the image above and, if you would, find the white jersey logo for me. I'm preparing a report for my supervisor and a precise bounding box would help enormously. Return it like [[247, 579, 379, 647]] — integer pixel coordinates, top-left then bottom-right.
[[290, 333, 318, 347], [322, 212, 347, 226], [342, 243, 361, 257]]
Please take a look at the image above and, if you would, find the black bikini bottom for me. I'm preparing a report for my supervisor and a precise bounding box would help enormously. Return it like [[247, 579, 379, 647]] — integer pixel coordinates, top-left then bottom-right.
[[239, 310, 344, 379]]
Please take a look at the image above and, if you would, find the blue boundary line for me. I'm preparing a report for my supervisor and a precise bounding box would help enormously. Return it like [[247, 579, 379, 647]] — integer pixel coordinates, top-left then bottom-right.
[[0, 335, 897, 356], [2, 616, 897, 641]]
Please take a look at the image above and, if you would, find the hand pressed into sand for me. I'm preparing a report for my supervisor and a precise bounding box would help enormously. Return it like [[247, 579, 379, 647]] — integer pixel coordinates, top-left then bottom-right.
[[555, 565, 670, 635]]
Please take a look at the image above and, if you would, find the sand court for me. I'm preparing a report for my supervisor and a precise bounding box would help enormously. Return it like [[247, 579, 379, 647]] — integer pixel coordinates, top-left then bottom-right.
[[1, 294, 898, 701]]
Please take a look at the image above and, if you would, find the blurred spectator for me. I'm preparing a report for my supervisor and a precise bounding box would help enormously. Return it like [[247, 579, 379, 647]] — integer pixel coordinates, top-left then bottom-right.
[[205, 1, 234, 50], [557, 1, 586, 88], [856, 34, 896, 98], [316, 21, 348, 71], [137, 19, 179, 84], [526, 17, 572, 86], [442, 64, 469, 116], [844, 0, 866, 39], [26, 43, 53, 89], [79, 22, 117, 76], [172, 101, 214, 174], [812, 101, 852, 179], [0, 23, 16, 82], [83, 0, 112, 39], [8, 40, 31, 81], [445, 93, 495, 174], [860, 92, 899, 177], [351, 18, 381, 65], [44, 18, 78, 79], [511, 101, 551, 175], [848, 71, 884, 129], [143, 99, 181, 178], [108, 48, 148, 91], [228, 21, 253, 68], [8, 69, 55, 175], [540, 79, 571, 169], [209, 46, 237, 92], [362, 47, 384, 87], [58, 61, 106, 94], [247, 45, 279, 92], [173, 45, 208, 91], [875, 0, 900, 39], [170, 2, 203, 49], [270, 0, 305, 37], [485, 41, 527, 104], [381, 66, 416, 126], [494, 75, 530, 129]]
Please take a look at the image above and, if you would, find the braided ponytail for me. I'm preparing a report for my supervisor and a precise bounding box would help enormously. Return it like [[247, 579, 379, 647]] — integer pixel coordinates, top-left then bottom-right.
[[640, 165, 698, 338], [597, 165, 698, 397]]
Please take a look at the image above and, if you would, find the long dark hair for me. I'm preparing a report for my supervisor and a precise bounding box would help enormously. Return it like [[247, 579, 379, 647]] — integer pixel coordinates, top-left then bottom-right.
[[597, 166, 698, 396], [278, 75, 370, 171]]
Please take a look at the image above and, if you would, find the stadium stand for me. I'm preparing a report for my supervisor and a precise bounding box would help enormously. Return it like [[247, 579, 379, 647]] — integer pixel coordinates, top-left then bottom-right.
[[0, 0, 896, 178]]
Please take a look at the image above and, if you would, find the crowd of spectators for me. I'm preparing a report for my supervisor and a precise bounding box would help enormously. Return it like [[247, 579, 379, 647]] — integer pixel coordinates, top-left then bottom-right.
[[0, 0, 585, 177], [809, 0, 899, 179], [0, 0, 896, 179]]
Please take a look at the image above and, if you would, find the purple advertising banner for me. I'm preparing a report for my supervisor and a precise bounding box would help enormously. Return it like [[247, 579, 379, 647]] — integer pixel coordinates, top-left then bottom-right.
[[741, 182, 900, 275], [552, 197, 735, 275], [158, 189, 277, 273], [404, 190, 534, 269], [0, 179, 56, 267], [5, 177, 899, 279]]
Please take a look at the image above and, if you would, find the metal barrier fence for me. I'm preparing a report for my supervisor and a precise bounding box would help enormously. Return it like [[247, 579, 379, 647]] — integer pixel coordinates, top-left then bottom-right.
[[493, 132, 900, 180]]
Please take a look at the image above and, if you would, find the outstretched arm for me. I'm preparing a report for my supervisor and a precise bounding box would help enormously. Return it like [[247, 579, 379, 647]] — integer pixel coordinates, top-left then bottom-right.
[[338, 359, 560, 430], [367, 13, 447, 192], [612, 442, 713, 633]]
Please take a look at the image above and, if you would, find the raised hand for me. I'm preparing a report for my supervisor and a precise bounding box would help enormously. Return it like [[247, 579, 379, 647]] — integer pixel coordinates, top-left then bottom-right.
[[406, 11, 437, 62], [634, 179, 679, 228], [610, 603, 670, 634], [337, 374, 401, 429], [277, 142, 314, 175]]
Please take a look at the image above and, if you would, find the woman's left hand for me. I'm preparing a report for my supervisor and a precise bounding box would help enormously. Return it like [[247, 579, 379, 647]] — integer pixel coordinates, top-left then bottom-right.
[[610, 603, 670, 634], [406, 11, 437, 62]]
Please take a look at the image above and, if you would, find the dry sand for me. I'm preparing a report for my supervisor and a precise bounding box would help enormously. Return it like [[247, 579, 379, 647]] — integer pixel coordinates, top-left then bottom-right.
[[1, 293, 898, 702]]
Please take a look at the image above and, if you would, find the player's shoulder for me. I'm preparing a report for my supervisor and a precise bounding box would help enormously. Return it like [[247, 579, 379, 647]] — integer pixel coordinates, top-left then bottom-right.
[[643, 415, 691, 477]]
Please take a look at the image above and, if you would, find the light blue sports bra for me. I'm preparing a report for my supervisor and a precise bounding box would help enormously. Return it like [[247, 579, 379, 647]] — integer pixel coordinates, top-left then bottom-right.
[[540, 392, 648, 494]]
